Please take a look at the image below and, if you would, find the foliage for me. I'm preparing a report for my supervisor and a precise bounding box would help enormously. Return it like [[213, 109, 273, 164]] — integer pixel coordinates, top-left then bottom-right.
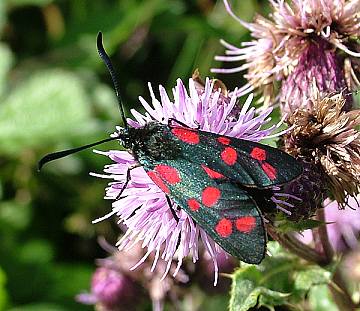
[[229, 242, 336, 311]]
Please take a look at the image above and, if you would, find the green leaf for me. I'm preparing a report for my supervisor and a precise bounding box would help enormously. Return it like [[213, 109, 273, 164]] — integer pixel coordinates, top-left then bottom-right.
[[294, 266, 332, 292], [0, 201, 32, 230], [354, 90, 360, 108], [257, 288, 290, 310], [168, 31, 204, 84], [0, 43, 13, 98], [18, 239, 54, 264], [198, 293, 230, 311], [259, 242, 297, 292], [266, 241, 291, 258], [228, 242, 335, 310], [275, 217, 324, 233], [7, 0, 53, 7], [230, 277, 257, 311], [48, 263, 92, 301], [0, 2, 6, 34], [0, 69, 96, 154], [8, 303, 68, 311], [229, 266, 289, 311], [0, 179, 3, 201], [308, 285, 339, 311], [60, 0, 168, 63], [110, 0, 168, 46], [0, 267, 8, 311]]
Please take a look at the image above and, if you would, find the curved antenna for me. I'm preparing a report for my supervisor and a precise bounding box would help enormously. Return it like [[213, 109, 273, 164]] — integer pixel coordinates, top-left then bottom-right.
[[38, 136, 120, 171], [97, 32, 128, 129]]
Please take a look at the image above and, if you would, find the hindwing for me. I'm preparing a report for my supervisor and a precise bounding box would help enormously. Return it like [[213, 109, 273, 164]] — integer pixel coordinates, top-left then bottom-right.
[[140, 158, 266, 264]]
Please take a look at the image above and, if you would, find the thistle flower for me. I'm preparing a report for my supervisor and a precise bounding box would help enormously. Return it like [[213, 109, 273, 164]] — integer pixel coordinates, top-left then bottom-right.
[[92, 77, 292, 285], [77, 240, 188, 311], [283, 86, 360, 206], [212, 0, 360, 111], [76, 267, 135, 311], [299, 196, 360, 253], [281, 161, 326, 220]]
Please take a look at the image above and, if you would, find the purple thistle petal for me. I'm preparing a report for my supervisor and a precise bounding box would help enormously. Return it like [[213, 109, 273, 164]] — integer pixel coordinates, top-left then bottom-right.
[[213, 0, 360, 107]]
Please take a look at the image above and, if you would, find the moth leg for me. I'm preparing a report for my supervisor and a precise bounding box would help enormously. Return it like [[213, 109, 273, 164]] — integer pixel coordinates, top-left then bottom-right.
[[194, 120, 200, 129], [166, 195, 182, 250], [115, 163, 141, 200], [166, 195, 179, 222]]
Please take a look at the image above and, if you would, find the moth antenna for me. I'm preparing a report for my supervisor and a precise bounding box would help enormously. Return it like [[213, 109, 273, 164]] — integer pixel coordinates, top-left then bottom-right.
[[97, 32, 128, 129], [38, 33, 127, 171], [38, 136, 120, 171]]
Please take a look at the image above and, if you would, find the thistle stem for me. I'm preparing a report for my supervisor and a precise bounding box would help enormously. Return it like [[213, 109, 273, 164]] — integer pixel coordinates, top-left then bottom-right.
[[315, 209, 334, 262], [329, 269, 357, 311], [315, 209, 356, 311]]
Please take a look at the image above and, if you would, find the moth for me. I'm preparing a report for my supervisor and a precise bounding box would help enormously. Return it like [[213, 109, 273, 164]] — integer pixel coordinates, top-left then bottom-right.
[[39, 32, 302, 264]]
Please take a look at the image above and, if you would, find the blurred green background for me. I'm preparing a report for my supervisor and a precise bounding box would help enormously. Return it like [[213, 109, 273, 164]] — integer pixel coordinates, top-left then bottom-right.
[[0, 0, 266, 310]]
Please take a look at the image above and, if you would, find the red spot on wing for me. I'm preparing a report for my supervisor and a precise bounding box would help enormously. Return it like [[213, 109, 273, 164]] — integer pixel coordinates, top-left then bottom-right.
[[250, 147, 266, 161], [155, 164, 181, 184], [187, 198, 200, 211], [172, 128, 199, 144], [217, 136, 231, 145], [236, 216, 257, 233], [262, 162, 277, 180], [215, 218, 232, 237], [147, 171, 170, 194], [202, 187, 221, 207], [221, 147, 237, 166], [201, 164, 225, 179]]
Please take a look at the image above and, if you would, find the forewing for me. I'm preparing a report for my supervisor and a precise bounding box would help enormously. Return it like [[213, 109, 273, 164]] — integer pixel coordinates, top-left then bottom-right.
[[142, 158, 266, 264], [169, 126, 302, 188]]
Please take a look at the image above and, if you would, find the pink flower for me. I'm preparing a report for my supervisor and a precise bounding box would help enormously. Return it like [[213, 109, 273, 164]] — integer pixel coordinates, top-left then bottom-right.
[[212, 0, 360, 112], [76, 267, 135, 310]]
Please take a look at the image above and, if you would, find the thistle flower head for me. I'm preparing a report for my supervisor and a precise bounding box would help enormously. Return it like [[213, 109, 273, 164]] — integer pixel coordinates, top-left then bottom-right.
[[92, 77, 291, 285], [212, 0, 360, 110], [281, 161, 326, 220], [76, 267, 135, 310], [77, 240, 188, 311], [284, 85, 360, 205], [281, 39, 353, 113]]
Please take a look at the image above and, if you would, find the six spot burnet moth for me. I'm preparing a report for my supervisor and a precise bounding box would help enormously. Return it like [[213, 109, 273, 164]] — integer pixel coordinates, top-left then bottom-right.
[[38, 32, 303, 265]]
